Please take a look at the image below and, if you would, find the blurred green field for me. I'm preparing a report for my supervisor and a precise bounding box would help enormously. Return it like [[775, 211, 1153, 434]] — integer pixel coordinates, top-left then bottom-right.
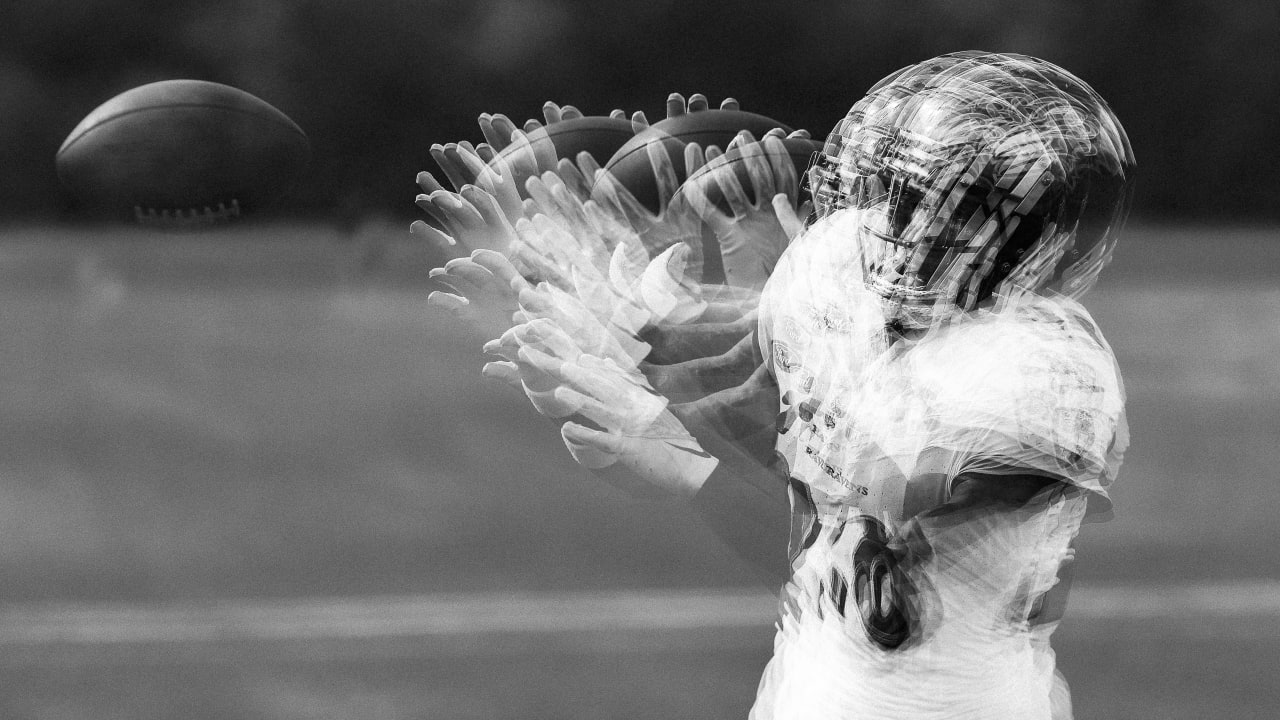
[[0, 221, 1276, 719]]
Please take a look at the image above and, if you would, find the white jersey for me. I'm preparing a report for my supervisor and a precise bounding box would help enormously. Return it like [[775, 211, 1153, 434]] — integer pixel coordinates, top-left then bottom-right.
[[752, 213, 1127, 720]]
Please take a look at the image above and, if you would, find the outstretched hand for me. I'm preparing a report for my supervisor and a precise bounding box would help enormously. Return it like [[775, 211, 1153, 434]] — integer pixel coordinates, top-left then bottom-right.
[[412, 181, 518, 258], [589, 135, 707, 260], [422, 142, 525, 222], [486, 318, 718, 498], [675, 130, 810, 290], [426, 249, 529, 340]]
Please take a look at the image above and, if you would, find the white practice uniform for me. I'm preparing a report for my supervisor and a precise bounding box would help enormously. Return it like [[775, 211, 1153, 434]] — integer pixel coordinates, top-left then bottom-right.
[[750, 214, 1128, 720]]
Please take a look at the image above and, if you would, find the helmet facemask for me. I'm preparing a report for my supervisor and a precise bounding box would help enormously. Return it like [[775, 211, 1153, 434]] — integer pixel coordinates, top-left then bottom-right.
[[808, 52, 1135, 329]]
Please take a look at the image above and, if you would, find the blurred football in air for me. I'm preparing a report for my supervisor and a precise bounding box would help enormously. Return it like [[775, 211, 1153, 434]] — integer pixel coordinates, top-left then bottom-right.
[[56, 79, 311, 225], [598, 109, 794, 215]]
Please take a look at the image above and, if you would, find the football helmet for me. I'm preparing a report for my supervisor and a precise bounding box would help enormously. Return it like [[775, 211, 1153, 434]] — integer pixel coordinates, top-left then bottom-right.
[[808, 51, 1135, 328]]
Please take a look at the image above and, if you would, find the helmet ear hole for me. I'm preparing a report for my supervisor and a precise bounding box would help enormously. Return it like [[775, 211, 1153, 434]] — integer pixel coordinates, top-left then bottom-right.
[[975, 216, 1046, 302]]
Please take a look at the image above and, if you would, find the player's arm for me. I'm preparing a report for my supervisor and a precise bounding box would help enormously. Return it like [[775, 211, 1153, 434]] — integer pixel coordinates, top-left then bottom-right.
[[674, 358, 789, 586], [640, 330, 764, 402], [898, 470, 1080, 627], [935, 472, 1064, 516], [638, 310, 758, 365], [688, 439, 790, 587]]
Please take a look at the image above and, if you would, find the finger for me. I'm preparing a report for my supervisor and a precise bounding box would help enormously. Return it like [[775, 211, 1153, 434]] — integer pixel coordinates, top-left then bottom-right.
[[523, 173, 558, 218], [428, 268, 481, 299], [665, 92, 687, 119], [472, 249, 533, 293], [477, 112, 502, 149], [460, 184, 512, 231], [465, 149, 525, 222], [737, 133, 778, 203], [557, 157, 593, 201], [787, 129, 812, 140], [443, 257, 497, 288], [574, 151, 603, 184], [644, 137, 681, 212], [726, 128, 757, 152], [710, 155, 753, 218], [677, 170, 719, 225], [523, 118, 543, 134], [497, 129, 541, 181], [544, 172, 594, 232], [517, 345, 568, 383], [589, 168, 648, 226], [476, 143, 496, 164], [512, 239, 572, 289], [761, 134, 799, 205], [409, 219, 460, 255], [431, 190, 487, 230], [516, 319, 582, 361], [684, 142, 707, 178], [516, 285, 554, 317], [517, 223, 577, 286], [481, 360, 522, 387], [522, 127, 559, 172], [430, 143, 468, 191], [719, 97, 740, 111], [560, 105, 583, 120], [772, 194, 806, 240], [687, 93, 709, 113], [609, 109, 626, 120], [542, 101, 563, 125], [483, 327, 523, 362], [426, 291, 468, 313], [439, 143, 479, 189], [447, 143, 489, 187], [414, 193, 452, 229], [560, 421, 620, 469], [416, 170, 447, 195], [705, 145, 724, 161], [630, 110, 650, 133], [482, 115, 522, 150]]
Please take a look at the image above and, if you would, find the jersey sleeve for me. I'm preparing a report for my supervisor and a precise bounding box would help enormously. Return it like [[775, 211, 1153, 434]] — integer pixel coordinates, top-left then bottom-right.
[[915, 298, 1127, 508]]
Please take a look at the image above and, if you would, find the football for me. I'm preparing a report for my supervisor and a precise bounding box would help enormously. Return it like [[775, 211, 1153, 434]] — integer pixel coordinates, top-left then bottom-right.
[[494, 115, 636, 170], [56, 79, 311, 224], [598, 109, 794, 215]]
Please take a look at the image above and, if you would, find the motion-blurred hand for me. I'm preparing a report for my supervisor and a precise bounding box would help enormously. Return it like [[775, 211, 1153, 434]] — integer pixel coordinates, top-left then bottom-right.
[[423, 142, 524, 223], [493, 324, 718, 498], [590, 135, 706, 260], [675, 130, 810, 291], [412, 181, 518, 257], [426, 249, 530, 341]]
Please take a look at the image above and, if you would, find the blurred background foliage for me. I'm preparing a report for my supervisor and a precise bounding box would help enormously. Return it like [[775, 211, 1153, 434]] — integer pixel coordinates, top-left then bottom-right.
[[2, 0, 1277, 225]]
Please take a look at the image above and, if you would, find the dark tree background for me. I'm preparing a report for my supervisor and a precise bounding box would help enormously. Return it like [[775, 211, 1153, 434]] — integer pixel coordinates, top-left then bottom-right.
[[3, 0, 1276, 225]]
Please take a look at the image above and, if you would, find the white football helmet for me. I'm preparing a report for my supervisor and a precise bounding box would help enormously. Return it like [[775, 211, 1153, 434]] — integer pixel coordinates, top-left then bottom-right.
[[808, 51, 1136, 328]]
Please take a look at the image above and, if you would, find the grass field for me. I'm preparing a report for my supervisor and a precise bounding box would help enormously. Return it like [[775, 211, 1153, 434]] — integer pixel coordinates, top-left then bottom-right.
[[0, 221, 1276, 718]]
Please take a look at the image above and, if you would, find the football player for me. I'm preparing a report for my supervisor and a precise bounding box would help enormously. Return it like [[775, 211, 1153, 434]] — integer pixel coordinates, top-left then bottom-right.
[[499, 51, 1134, 719]]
